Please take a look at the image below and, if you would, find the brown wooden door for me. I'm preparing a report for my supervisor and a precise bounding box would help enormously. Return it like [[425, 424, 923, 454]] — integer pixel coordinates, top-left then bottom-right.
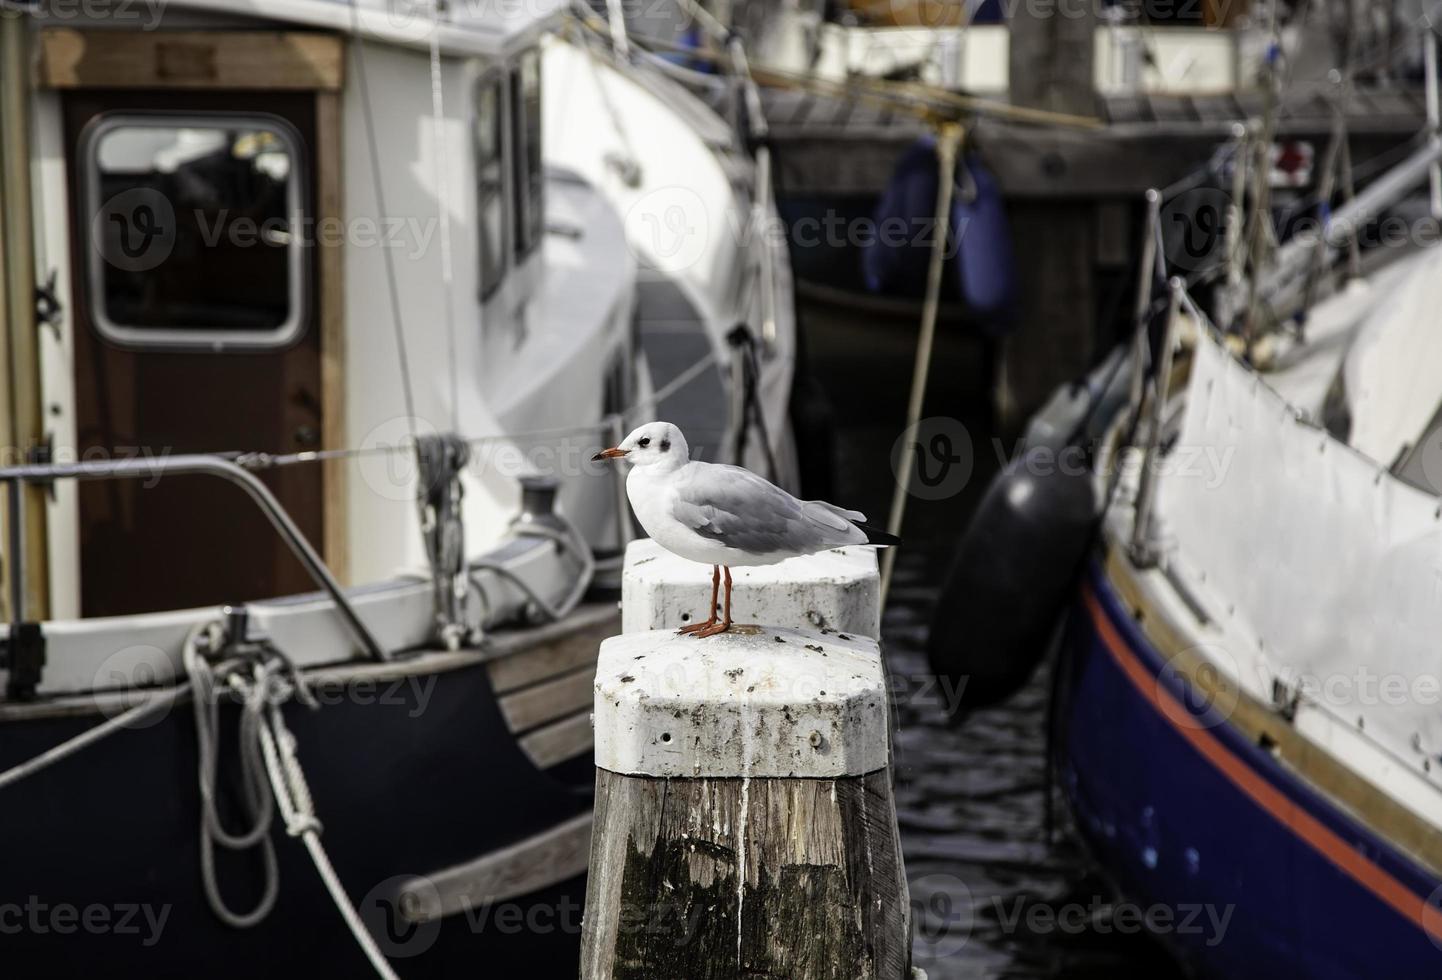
[[65, 91, 324, 617]]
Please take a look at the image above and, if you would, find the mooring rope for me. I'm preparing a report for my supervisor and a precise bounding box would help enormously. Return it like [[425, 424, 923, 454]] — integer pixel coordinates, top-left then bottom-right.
[[184, 622, 400, 979], [185, 621, 285, 929], [0, 685, 188, 790], [256, 699, 401, 980]]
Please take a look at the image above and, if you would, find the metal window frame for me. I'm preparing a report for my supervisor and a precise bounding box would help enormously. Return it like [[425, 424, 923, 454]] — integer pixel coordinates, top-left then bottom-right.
[[474, 69, 510, 303], [510, 46, 543, 263], [80, 111, 310, 352]]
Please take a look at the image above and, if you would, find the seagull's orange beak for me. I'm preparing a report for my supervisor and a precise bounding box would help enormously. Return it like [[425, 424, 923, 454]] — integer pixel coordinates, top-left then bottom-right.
[[592, 447, 628, 462]]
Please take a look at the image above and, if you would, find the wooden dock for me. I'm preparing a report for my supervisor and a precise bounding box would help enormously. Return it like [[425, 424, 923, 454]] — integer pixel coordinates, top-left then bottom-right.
[[727, 79, 1429, 424], [753, 85, 1429, 198]]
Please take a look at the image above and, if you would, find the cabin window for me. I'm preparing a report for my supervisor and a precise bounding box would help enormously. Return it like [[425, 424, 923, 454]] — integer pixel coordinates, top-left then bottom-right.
[[475, 75, 507, 300], [510, 47, 543, 260], [82, 114, 306, 349]]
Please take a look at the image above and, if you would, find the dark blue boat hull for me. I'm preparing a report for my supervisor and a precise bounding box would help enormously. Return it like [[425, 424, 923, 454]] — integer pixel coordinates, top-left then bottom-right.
[[0, 658, 592, 978], [1054, 562, 1442, 978]]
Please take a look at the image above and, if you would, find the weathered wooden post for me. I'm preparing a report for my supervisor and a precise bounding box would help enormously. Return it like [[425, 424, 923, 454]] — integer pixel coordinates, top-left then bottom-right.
[[580, 545, 913, 979], [996, 0, 1099, 428]]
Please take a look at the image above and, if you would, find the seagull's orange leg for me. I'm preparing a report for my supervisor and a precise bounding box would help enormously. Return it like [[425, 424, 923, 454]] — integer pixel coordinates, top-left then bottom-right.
[[691, 566, 733, 638], [679, 565, 722, 635]]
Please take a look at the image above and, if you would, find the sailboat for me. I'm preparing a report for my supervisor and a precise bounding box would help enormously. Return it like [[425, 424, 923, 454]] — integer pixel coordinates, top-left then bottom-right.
[[0, 0, 794, 974], [930, 19, 1442, 968]]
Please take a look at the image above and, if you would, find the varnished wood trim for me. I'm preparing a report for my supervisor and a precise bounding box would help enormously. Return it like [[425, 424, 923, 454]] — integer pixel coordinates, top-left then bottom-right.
[[488, 622, 605, 695], [37, 30, 344, 91], [401, 811, 593, 921], [315, 89, 347, 581], [1, 21, 50, 620], [499, 666, 594, 733], [1102, 546, 1442, 877], [518, 710, 593, 769]]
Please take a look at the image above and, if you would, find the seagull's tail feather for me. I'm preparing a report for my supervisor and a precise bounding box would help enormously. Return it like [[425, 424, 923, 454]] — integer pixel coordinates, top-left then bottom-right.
[[852, 521, 901, 547]]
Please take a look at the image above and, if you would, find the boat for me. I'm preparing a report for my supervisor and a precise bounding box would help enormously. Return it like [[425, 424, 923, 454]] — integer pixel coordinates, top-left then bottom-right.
[[931, 33, 1442, 966], [0, 0, 794, 974]]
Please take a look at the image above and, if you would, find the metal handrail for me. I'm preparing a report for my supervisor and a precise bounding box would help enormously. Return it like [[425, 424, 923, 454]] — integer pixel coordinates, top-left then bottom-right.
[[0, 454, 387, 661], [1129, 277, 1186, 568]]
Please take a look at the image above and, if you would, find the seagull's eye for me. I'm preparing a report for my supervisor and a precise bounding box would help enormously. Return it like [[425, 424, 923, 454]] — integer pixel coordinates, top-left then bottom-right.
[[638, 437, 651, 448]]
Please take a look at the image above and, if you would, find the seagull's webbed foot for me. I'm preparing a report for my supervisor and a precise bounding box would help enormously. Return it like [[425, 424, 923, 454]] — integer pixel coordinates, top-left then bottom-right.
[[685, 567, 733, 638], [678, 618, 719, 635], [686, 618, 732, 639]]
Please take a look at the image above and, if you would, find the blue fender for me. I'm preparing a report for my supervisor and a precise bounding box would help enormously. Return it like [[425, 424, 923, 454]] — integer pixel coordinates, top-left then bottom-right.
[[862, 137, 1018, 333], [953, 157, 1018, 329]]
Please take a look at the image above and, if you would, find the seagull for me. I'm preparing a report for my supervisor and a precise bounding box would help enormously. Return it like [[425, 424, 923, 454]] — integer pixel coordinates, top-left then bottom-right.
[[593, 421, 899, 637]]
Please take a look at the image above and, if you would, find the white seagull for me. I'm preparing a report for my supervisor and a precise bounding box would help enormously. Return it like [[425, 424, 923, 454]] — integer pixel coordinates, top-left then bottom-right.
[[593, 421, 899, 637]]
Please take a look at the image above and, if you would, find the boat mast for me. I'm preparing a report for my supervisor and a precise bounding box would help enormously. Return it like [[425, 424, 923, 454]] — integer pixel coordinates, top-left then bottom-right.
[[0, 12, 50, 622]]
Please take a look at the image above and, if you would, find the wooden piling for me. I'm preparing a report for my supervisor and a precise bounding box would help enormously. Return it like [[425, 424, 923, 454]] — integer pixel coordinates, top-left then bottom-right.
[[580, 625, 911, 979]]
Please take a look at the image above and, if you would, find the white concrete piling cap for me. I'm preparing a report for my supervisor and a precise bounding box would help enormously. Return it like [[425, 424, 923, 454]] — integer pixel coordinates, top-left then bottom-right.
[[593, 626, 889, 779], [620, 539, 882, 638]]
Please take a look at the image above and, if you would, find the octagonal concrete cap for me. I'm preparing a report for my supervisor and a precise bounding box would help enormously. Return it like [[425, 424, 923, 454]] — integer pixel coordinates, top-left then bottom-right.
[[593, 625, 888, 778], [621, 538, 881, 638]]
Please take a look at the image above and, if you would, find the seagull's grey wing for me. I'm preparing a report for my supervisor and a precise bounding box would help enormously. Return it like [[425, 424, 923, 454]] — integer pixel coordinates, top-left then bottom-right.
[[671, 464, 865, 555]]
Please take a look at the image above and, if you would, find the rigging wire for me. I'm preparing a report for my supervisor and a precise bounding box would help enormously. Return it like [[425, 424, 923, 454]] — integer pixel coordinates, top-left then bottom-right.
[[346, 0, 421, 442], [427, 0, 462, 433], [236, 348, 721, 473]]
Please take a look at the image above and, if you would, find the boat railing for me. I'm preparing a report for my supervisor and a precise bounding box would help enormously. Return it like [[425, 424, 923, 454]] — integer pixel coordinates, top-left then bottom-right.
[[1129, 277, 1186, 568], [0, 453, 387, 664]]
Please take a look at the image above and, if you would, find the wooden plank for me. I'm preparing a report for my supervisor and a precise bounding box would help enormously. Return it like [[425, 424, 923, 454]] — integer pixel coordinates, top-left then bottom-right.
[[518, 710, 594, 769], [846, 97, 893, 128], [827, 94, 856, 128], [399, 811, 593, 921], [489, 631, 602, 695], [1104, 93, 1152, 124], [1234, 90, 1266, 118], [499, 666, 594, 732], [0, 21, 51, 622], [486, 607, 614, 694], [762, 88, 814, 127], [1358, 88, 1424, 121], [1191, 93, 1244, 124], [1147, 94, 1198, 123], [315, 90, 348, 583], [37, 29, 343, 91]]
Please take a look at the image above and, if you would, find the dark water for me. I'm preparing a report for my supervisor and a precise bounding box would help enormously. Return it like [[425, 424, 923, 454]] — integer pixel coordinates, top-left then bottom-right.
[[800, 298, 1185, 979]]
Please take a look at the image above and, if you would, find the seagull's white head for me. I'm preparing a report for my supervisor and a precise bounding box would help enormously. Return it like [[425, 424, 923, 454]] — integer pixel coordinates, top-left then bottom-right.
[[592, 421, 688, 471]]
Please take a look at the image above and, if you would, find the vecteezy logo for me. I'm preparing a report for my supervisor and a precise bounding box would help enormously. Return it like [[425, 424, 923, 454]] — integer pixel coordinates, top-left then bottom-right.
[[890, 417, 974, 501], [1156, 643, 1242, 731], [1160, 187, 1232, 274], [360, 875, 441, 958], [357, 415, 441, 503], [909, 871, 974, 960], [1424, 883, 1442, 952], [380, 0, 439, 43], [887, 0, 961, 28], [91, 645, 175, 729], [92, 188, 176, 272], [623, 186, 709, 275]]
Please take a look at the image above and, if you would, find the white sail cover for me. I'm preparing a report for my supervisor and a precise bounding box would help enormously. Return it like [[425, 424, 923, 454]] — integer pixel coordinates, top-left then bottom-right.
[[1342, 247, 1442, 470], [1159, 326, 1442, 772]]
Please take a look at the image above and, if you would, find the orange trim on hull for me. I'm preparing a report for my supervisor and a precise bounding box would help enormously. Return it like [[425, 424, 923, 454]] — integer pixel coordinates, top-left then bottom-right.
[[1081, 584, 1442, 945]]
